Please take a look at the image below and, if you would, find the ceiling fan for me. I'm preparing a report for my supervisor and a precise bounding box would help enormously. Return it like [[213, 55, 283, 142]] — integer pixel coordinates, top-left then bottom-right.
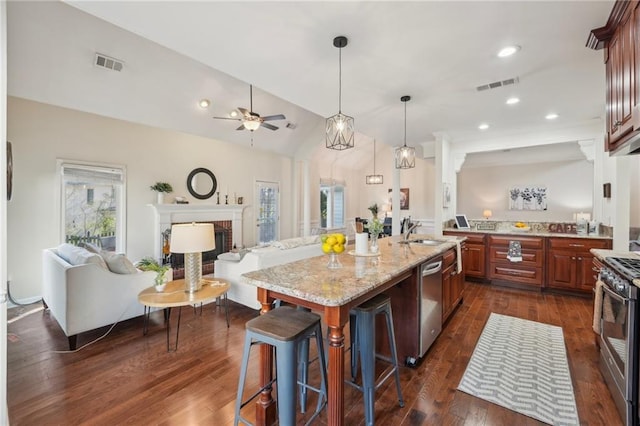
[[213, 84, 286, 132]]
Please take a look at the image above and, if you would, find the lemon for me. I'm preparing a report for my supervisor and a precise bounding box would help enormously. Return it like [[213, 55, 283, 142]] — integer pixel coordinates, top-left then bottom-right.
[[321, 235, 328, 243], [322, 243, 332, 254], [326, 236, 337, 246], [336, 234, 346, 244], [333, 243, 345, 254]]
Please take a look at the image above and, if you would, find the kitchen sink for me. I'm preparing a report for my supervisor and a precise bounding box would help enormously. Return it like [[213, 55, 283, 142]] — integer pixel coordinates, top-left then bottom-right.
[[398, 239, 445, 246]]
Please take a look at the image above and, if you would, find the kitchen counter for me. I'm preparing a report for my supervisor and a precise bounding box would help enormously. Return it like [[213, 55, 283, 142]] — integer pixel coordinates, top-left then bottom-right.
[[444, 227, 612, 240], [591, 249, 640, 288], [242, 234, 461, 306], [241, 234, 463, 425]]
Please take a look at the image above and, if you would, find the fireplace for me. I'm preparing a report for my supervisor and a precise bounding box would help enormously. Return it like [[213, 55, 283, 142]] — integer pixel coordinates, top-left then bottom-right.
[[170, 220, 233, 279], [149, 204, 247, 278]]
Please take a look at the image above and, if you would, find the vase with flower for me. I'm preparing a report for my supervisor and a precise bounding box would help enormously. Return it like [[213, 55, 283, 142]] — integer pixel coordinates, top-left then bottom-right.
[[150, 182, 173, 204], [365, 217, 384, 253]]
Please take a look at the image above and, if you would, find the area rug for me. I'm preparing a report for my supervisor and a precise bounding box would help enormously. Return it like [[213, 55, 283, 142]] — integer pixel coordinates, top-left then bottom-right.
[[457, 313, 579, 425]]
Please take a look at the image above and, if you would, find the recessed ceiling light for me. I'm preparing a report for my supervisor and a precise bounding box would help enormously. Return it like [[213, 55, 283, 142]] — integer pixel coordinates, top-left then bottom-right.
[[198, 99, 210, 109], [545, 113, 559, 120], [478, 123, 490, 130], [230, 110, 238, 117], [506, 97, 520, 105], [497, 45, 520, 58]]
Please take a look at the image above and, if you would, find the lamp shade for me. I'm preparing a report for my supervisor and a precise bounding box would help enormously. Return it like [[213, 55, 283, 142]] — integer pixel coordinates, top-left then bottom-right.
[[170, 223, 215, 253], [483, 209, 492, 219]]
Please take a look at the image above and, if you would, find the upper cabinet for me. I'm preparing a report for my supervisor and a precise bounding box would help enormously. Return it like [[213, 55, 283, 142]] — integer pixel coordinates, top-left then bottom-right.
[[589, 1, 640, 154]]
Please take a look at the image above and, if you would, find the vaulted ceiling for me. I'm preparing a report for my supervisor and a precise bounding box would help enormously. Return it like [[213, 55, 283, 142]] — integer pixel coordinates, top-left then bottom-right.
[[8, 1, 613, 168]]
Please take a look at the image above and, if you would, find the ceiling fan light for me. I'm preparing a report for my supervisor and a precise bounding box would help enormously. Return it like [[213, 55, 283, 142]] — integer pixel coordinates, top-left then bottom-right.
[[326, 112, 354, 150], [395, 145, 416, 169], [243, 120, 261, 131], [198, 99, 210, 109]]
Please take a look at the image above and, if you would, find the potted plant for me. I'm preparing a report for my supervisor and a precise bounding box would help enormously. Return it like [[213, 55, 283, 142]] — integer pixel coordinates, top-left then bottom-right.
[[368, 203, 379, 219], [150, 182, 173, 204], [136, 257, 171, 292]]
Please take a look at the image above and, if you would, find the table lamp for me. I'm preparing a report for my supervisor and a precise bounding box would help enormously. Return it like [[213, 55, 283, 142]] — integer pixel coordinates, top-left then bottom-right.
[[483, 209, 492, 220], [170, 222, 215, 293]]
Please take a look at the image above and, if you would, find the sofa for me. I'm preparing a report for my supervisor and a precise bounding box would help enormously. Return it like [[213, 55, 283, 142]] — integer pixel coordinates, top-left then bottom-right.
[[42, 244, 157, 350], [214, 236, 322, 310]]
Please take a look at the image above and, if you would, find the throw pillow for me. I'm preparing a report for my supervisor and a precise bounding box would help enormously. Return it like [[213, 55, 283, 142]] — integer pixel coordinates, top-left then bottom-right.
[[100, 251, 138, 274], [79, 241, 101, 254], [217, 252, 241, 262], [57, 243, 108, 269]]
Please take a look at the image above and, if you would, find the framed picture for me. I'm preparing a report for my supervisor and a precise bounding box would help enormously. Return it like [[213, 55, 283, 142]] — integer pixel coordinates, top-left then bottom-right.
[[443, 183, 451, 208], [387, 188, 410, 210], [455, 214, 470, 229], [508, 185, 547, 211]]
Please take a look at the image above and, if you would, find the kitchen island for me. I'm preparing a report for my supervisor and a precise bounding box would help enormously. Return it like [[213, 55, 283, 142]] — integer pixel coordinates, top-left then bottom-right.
[[241, 234, 461, 425]]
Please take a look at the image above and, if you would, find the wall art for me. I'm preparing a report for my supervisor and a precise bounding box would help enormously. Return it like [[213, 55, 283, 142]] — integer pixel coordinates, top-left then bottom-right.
[[508, 185, 547, 211]]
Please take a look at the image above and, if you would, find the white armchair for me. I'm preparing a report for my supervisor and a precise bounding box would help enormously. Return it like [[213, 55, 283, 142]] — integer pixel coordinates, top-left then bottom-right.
[[42, 247, 156, 349]]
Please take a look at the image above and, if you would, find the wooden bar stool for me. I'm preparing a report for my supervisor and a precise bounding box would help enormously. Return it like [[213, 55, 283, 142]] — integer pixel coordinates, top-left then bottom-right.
[[234, 306, 327, 426], [348, 293, 404, 425]]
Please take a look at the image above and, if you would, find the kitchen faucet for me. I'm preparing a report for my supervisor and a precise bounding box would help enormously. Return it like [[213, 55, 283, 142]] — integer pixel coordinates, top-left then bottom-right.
[[403, 222, 419, 241]]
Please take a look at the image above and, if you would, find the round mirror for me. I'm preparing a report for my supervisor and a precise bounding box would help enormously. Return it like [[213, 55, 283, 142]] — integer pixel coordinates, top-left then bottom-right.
[[187, 168, 217, 200]]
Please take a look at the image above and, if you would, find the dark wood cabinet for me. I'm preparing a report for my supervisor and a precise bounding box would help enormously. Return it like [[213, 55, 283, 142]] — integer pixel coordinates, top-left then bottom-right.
[[442, 247, 464, 323], [546, 238, 612, 292], [444, 231, 486, 279], [488, 235, 545, 288], [589, 0, 640, 153]]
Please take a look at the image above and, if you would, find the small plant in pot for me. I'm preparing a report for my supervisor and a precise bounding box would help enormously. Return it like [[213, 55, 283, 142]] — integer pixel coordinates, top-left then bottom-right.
[[150, 182, 173, 204], [136, 257, 171, 291]]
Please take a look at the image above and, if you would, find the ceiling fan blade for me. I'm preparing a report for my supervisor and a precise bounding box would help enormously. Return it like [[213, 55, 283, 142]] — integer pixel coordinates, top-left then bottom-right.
[[261, 122, 279, 131], [236, 124, 246, 131], [237, 107, 250, 117], [261, 114, 286, 121], [212, 116, 241, 121]]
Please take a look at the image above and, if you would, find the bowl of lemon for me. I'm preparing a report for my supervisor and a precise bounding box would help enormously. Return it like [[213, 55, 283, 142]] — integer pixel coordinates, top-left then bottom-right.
[[511, 222, 531, 232], [321, 233, 346, 269]]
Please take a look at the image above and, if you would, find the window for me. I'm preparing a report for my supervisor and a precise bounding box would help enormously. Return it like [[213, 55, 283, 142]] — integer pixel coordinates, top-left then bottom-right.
[[320, 179, 345, 229], [59, 161, 126, 252]]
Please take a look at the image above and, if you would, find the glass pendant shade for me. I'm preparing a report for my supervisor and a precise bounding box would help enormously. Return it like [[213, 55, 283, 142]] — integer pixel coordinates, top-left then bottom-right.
[[243, 119, 260, 131], [395, 95, 416, 169], [395, 145, 416, 169], [365, 174, 384, 184], [326, 112, 355, 150], [326, 36, 354, 151], [365, 138, 383, 184]]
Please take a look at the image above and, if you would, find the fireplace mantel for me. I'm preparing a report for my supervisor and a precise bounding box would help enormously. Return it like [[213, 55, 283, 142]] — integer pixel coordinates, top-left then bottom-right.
[[148, 204, 248, 261]]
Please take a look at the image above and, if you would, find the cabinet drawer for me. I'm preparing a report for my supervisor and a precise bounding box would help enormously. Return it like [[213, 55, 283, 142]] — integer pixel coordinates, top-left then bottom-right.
[[443, 248, 456, 268], [489, 263, 543, 286], [489, 235, 544, 249], [489, 247, 543, 267], [548, 237, 611, 250]]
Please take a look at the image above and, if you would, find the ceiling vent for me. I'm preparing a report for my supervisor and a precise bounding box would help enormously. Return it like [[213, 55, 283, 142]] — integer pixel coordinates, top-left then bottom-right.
[[94, 53, 124, 72], [476, 76, 519, 92], [285, 122, 297, 130]]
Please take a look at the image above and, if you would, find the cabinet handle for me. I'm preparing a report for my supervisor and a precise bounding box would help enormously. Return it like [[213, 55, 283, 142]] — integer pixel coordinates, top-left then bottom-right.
[[578, 257, 583, 261], [568, 244, 584, 247], [450, 271, 456, 276], [614, 120, 622, 127], [571, 257, 576, 260]]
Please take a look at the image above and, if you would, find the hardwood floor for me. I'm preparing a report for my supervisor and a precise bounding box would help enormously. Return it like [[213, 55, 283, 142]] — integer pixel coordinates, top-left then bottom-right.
[[8, 282, 622, 425]]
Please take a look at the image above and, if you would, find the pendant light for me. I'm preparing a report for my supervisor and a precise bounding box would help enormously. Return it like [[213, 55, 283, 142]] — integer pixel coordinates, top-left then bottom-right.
[[395, 95, 416, 169], [365, 139, 383, 184], [326, 36, 355, 150]]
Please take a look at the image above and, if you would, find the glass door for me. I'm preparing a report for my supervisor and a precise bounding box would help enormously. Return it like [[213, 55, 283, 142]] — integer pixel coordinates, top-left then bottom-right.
[[255, 181, 279, 245]]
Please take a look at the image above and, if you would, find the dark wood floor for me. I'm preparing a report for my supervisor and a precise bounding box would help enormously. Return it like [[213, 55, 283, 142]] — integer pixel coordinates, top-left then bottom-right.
[[8, 282, 621, 425]]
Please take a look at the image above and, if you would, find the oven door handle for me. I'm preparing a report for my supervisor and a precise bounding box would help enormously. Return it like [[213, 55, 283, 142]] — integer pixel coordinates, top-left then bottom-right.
[[601, 283, 629, 304]]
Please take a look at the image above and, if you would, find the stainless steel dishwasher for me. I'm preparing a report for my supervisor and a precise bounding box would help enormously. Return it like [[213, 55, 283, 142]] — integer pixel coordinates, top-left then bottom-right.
[[417, 257, 443, 361]]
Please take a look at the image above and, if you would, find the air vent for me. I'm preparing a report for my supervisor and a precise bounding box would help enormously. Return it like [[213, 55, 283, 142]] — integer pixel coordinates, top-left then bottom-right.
[[285, 122, 297, 130], [94, 53, 124, 72], [476, 76, 519, 92]]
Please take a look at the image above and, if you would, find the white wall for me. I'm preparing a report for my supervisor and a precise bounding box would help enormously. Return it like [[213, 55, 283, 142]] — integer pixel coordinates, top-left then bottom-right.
[[457, 159, 593, 221], [7, 97, 295, 300]]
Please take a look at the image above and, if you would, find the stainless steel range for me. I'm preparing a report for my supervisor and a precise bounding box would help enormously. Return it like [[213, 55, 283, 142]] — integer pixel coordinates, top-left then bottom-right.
[[599, 257, 640, 425]]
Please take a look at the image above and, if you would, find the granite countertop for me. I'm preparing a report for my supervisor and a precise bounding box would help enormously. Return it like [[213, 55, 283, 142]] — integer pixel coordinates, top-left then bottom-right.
[[444, 227, 612, 240], [591, 249, 640, 288], [241, 234, 462, 307]]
